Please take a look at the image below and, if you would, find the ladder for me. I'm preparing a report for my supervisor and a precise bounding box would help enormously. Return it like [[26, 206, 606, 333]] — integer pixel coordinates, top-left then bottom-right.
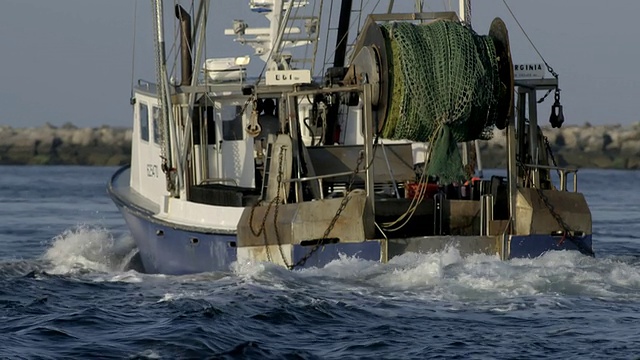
[[278, 1, 323, 71]]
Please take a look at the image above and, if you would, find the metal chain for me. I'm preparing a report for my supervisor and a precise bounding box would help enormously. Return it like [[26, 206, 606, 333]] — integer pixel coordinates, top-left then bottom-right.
[[537, 89, 553, 104], [542, 134, 562, 179], [546, 64, 559, 80], [539, 135, 593, 255], [516, 162, 594, 257], [248, 146, 366, 269], [534, 185, 594, 257], [272, 146, 290, 267], [247, 195, 276, 264], [160, 155, 176, 194], [289, 151, 365, 269], [248, 145, 291, 264]]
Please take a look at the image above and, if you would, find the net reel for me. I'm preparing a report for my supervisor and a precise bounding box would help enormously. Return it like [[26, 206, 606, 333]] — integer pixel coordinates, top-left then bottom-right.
[[343, 16, 515, 135]]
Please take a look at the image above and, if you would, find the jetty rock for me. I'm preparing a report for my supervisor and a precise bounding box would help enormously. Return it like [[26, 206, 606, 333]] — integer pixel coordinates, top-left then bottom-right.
[[0, 123, 638, 168], [479, 122, 640, 169], [0, 123, 131, 165]]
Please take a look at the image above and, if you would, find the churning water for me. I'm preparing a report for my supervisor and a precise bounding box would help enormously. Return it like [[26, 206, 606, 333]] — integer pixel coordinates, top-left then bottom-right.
[[1, 166, 639, 359]]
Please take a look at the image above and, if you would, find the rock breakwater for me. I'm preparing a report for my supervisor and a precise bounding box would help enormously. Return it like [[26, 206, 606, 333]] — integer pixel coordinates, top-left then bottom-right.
[[479, 122, 640, 169], [0, 122, 638, 169], [0, 123, 131, 166]]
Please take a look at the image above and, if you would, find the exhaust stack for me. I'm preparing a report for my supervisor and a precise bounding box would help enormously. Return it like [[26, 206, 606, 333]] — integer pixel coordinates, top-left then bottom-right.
[[175, 5, 192, 86]]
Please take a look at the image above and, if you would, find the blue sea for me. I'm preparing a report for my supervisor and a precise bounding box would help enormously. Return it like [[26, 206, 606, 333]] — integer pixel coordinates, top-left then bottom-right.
[[1, 166, 640, 359]]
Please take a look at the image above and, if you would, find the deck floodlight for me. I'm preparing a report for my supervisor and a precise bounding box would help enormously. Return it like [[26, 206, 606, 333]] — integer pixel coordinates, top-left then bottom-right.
[[235, 56, 251, 67]]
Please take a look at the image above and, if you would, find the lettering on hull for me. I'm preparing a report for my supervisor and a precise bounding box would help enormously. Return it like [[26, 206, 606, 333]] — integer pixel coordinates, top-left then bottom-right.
[[146, 164, 158, 177]]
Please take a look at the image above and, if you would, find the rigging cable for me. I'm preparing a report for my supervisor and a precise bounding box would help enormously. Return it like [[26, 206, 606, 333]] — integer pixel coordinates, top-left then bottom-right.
[[318, 0, 383, 77], [501, 0, 558, 79], [129, 0, 138, 103], [319, 0, 335, 77], [502, 0, 559, 105]]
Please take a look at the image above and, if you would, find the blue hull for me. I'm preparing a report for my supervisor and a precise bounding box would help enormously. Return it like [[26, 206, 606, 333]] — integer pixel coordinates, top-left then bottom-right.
[[116, 202, 592, 274], [509, 234, 593, 259], [116, 204, 238, 274], [115, 202, 381, 274]]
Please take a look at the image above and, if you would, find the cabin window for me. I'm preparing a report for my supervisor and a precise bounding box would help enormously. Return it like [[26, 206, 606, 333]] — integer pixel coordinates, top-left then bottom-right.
[[139, 103, 149, 142], [222, 105, 244, 141], [152, 106, 161, 144]]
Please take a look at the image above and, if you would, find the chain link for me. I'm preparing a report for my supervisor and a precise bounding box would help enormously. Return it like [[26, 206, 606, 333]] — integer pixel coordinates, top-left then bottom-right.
[[248, 146, 365, 269], [289, 151, 365, 269], [517, 160, 594, 257], [541, 135, 593, 255], [546, 64, 559, 80], [248, 144, 290, 264], [273, 146, 290, 267], [534, 185, 594, 257], [537, 89, 553, 104], [542, 134, 561, 180]]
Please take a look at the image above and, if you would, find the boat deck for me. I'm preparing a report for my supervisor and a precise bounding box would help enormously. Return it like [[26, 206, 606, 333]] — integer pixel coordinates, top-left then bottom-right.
[[108, 165, 159, 216]]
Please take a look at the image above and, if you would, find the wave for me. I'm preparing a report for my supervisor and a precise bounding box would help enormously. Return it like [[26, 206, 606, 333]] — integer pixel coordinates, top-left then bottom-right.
[[32, 225, 640, 305], [229, 247, 640, 304], [42, 225, 138, 275]]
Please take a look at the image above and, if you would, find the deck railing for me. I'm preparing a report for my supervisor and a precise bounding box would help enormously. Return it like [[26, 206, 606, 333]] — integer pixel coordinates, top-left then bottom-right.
[[522, 163, 579, 192], [282, 169, 367, 201]]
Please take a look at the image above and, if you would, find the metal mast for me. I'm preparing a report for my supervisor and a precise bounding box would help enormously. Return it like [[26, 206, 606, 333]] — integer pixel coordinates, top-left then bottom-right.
[[152, 0, 182, 195], [459, 0, 471, 24]]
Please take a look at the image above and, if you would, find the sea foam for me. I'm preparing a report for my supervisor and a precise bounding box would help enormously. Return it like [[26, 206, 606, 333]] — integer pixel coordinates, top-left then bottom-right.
[[43, 225, 137, 275]]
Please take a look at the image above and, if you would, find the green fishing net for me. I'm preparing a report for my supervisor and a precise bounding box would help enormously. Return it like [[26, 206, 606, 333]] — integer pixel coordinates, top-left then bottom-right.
[[381, 20, 504, 184]]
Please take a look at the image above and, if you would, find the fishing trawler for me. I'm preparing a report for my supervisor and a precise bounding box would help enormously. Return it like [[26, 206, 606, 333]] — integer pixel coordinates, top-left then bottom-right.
[[107, 0, 593, 275]]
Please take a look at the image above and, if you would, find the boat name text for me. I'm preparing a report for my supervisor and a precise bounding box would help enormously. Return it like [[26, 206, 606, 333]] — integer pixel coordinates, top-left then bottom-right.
[[513, 63, 545, 79], [265, 70, 312, 86], [146, 164, 158, 178]]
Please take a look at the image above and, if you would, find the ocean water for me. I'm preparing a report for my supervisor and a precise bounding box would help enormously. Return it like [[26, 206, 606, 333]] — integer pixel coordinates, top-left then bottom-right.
[[1, 166, 640, 359]]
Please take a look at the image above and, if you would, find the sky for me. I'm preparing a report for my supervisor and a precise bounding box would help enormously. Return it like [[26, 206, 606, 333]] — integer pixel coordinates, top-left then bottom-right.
[[0, 0, 638, 128]]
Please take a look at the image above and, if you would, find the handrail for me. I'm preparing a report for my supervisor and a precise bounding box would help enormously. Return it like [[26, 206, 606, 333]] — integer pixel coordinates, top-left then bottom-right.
[[522, 163, 577, 172], [137, 79, 154, 89], [282, 169, 366, 184], [199, 178, 239, 186], [521, 163, 579, 192]]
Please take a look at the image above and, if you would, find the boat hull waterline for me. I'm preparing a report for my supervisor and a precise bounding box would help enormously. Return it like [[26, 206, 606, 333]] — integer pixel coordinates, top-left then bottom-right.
[[109, 166, 592, 275]]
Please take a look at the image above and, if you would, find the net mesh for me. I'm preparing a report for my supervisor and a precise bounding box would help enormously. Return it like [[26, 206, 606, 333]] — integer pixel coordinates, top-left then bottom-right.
[[380, 20, 504, 184]]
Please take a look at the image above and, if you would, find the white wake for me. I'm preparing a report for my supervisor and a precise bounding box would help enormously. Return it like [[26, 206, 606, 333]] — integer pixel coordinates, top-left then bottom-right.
[[43, 225, 138, 275]]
